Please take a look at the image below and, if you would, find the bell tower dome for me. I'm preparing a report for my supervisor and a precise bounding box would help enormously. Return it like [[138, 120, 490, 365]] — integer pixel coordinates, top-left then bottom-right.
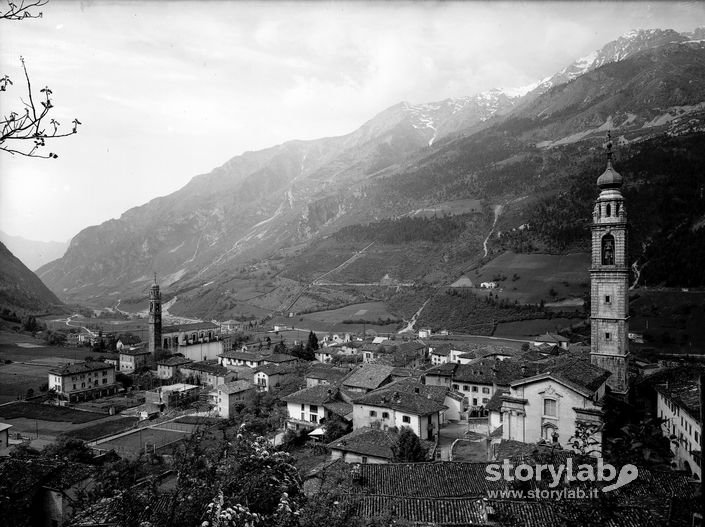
[[590, 133, 629, 394]]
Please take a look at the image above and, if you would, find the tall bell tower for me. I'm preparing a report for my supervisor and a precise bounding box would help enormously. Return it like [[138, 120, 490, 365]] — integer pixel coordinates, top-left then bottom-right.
[[148, 274, 161, 355], [590, 133, 629, 394]]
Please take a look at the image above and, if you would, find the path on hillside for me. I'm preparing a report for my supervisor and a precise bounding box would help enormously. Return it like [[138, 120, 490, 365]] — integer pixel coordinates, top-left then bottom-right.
[[398, 298, 431, 334], [282, 242, 375, 313], [52, 314, 97, 337], [482, 204, 504, 258]]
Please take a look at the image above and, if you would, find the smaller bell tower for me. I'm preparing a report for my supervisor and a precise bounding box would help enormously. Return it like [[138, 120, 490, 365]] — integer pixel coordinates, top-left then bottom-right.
[[590, 133, 629, 394], [148, 274, 161, 355]]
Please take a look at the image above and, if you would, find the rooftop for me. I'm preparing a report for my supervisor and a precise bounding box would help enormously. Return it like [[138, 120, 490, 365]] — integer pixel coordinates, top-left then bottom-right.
[[283, 384, 341, 405], [49, 361, 114, 376], [216, 380, 255, 395], [156, 356, 193, 367], [162, 321, 219, 333], [354, 386, 447, 416], [342, 364, 394, 390], [181, 360, 230, 375]]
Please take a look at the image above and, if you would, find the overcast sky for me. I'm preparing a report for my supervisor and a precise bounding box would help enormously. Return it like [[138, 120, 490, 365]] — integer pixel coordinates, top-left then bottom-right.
[[1, 1, 703, 242]]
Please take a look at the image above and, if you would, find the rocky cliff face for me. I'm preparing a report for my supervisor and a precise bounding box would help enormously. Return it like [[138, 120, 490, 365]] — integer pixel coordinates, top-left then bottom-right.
[[0, 242, 63, 313]]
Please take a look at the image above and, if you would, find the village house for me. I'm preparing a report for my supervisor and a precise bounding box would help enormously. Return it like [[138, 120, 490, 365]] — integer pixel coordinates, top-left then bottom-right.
[[180, 360, 237, 388], [282, 385, 353, 432], [0, 422, 13, 452], [327, 427, 434, 464], [119, 347, 151, 374], [429, 343, 452, 365], [480, 281, 498, 289], [498, 356, 610, 454], [654, 370, 702, 480], [305, 364, 348, 388], [145, 383, 200, 410], [386, 378, 465, 424], [315, 341, 361, 363], [213, 380, 256, 419], [341, 364, 395, 394], [101, 352, 120, 371], [253, 364, 299, 392], [352, 385, 446, 440], [156, 356, 193, 380], [362, 341, 426, 368], [532, 332, 570, 350], [219, 350, 266, 369], [48, 361, 118, 402]]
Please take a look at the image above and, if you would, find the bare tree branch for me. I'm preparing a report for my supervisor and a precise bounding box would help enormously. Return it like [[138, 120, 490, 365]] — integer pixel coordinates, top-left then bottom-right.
[[0, 57, 81, 158], [0, 0, 47, 20]]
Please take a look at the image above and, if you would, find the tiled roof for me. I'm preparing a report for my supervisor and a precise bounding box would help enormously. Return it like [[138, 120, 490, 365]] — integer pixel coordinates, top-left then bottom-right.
[[328, 428, 398, 459], [162, 321, 219, 333], [264, 353, 298, 364], [219, 350, 262, 361], [354, 387, 447, 416], [48, 361, 114, 376], [430, 343, 452, 356], [453, 358, 525, 386], [342, 364, 394, 390], [283, 384, 340, 405], [512, 356, 611, 395], [324, 400, 353, 419], [384, 378, 450, 405], [156, 356, 193, 366], [181, 361, 230, 375], [650, 368, 702, 417], [534, 332, 570, 343], [119, 347, 151, 356], [254, 363, 298, 376], [424, 362, 458, 378], [306, 366, 347, 382], [216, 380, 254, 395]]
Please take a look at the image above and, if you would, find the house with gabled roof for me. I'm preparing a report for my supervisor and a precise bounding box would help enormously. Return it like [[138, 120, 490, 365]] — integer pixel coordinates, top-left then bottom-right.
[[352, 385, 446, 440], [48, 361, 118, 402], [500, 355, 610, 454], [327, 427, 434, 464], [532, 332, 570, 350], [341, 364, 395, 394], [156, 356, 193, 380], [213, 380, 256, 419], [305, 364, 348, 388], [652, 367, 702, 480], [180, 360, 237, 388], [282, 385, 353, 432], [253, 363, 299, 392]]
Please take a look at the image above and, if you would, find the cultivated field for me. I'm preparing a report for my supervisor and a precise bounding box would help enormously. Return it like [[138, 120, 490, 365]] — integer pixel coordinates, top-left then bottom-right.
[[273, 302, 402, 335], [65, 417, 140, 441], [471, 251, 590, 304], [95, 425, 191, 457], [0, 402, 104, 423]]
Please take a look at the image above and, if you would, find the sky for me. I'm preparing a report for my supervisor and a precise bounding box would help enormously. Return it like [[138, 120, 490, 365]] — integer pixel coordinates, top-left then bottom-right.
[[1, 1, 704, 243]]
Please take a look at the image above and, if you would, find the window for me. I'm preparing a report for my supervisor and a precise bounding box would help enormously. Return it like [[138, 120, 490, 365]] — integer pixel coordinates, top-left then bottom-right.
[[310, 415, 318, 423], [301, 412, 305, 421], [472, 386, 478, 392], [452, 384, 459, 390], [370, 410, 377, 417], [601, 234, 615, 265], [103, 378, 107, 384], [310, 405, 318, 414], [544, 399, 557, 417], [301, 403, 305, 410], [605, 295, 611, 304], [605, 332, 611, 341], [482, 398, 489, 404], [463, 385, 469, 391], [402, 415, 410, 423], [361, 456, 368, 464], [472, 398, 478, 406], [482, 387, 490, 394], [382, 412, 389, 419]]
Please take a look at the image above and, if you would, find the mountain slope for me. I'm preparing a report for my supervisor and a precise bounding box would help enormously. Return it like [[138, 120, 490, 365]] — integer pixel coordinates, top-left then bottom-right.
[[0, 231, 68, 271], [0, 241, 64, 313], [37, 29, 705, 317]]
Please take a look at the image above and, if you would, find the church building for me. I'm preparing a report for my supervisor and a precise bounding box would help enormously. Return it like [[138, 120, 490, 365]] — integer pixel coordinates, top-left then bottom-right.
[[589, 133, 630, 395]]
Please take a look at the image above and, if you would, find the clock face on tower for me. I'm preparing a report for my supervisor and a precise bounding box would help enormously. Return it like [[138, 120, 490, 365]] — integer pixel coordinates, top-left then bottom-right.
[[601, 234, 615, 265]]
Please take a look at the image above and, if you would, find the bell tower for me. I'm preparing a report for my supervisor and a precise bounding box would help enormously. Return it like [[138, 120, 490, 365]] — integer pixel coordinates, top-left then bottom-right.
[[590, 133, 629, 394], [148, 274, 161, 355]]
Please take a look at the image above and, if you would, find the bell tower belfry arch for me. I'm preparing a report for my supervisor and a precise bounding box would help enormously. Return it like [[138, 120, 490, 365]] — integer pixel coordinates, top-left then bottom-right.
[[590, 133, 629, 394]]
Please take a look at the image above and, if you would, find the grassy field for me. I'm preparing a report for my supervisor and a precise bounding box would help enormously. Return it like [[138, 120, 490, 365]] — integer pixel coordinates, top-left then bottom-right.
[[470, 251, 590, 304], [0, 402, 105, 423], [0, 362, 52, 403], [494, 318, 585, 338], [65, 417, 139, 441]]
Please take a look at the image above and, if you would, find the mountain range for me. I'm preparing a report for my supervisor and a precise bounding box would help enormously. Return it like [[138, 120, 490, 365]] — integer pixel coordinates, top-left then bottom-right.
[[35, 28, 705, 321], [0, 231, 68, 271]]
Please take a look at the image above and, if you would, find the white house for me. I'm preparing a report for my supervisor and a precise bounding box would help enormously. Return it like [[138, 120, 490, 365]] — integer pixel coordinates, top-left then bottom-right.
[[655, 373, 702, 480], [282, 385, 353, 431], [480, 282, 498, 289], [48, 361, 118, 402], [500, 357, 610, 455], [119, 347, 151, 373]]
